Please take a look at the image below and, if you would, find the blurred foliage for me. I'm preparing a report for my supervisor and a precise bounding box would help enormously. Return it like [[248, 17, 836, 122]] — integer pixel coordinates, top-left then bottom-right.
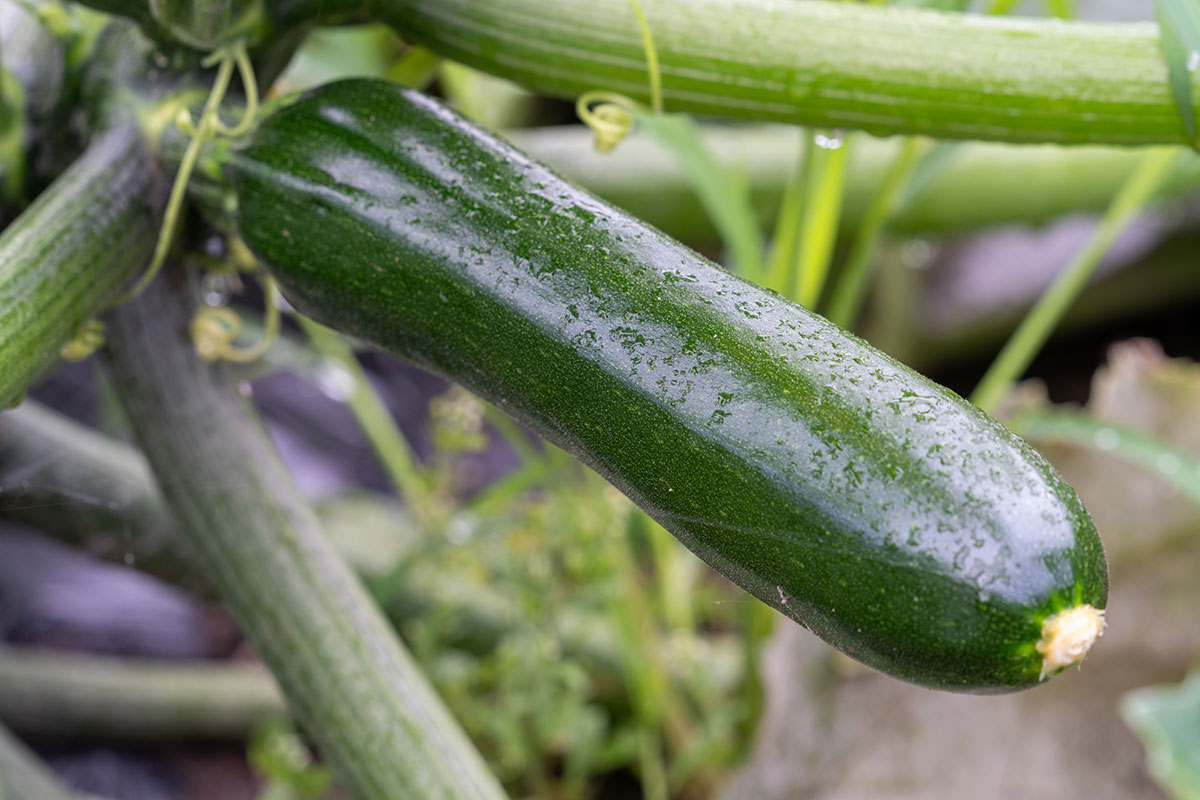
[[349, 384, 752, 798], [1123, 671, 1200, 800], [249, 718, 334, 800]]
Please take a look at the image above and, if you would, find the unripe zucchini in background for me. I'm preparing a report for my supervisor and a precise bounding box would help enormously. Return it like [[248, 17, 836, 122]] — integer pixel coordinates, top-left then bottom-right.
[[225, 79, 1108, 693]]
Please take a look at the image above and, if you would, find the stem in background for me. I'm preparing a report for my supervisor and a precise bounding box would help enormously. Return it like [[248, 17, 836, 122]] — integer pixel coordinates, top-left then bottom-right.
[[0, 722, 94, 800], [510, 127, 1200, 249], [970, 148, 1180, 413], [1044, 0, 1076, 20], [296, 314, 435, 527], [101, 273, 507, 800], [826, 137, 927, 330], [380, 0, 1190, 145], [0, 647, 285, 742], [794, 135, 850, 308], [763, 133, 851, 306], [762, 135, 810, 294], [0, 123, 159, 408], [108, 42, 246, 307], [628, 0, 661, 115]]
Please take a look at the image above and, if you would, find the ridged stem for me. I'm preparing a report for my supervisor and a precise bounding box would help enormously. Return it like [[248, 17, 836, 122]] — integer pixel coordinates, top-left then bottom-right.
[[0, 647, 285, 742], [0, 124, 160, 408], [0, 401, 181, 575], [101, 273, 507, 800], [377, 0, 1192, 145]]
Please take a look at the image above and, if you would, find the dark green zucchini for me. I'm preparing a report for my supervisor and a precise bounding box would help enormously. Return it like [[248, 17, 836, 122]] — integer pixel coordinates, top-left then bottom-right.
[[225, 78, 1108, 693]]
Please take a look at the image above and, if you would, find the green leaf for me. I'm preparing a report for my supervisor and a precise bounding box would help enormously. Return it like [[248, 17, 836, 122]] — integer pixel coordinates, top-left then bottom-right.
[[1009, 408, 1200, 511], [1121, 671, 1200, 800], [1155, 0, 1200, 143], [636, 111, 765, 280]]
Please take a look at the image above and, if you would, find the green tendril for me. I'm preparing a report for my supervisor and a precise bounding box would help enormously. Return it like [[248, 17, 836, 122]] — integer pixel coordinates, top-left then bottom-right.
[[631, 0, 662, 115], [59, 319, 106, 362], [577, 0, 663, 152], [213, 41, 258, 137], [576, 91, 644, 153], [108, 40, 256, 308], [190, 274, 281, 363]]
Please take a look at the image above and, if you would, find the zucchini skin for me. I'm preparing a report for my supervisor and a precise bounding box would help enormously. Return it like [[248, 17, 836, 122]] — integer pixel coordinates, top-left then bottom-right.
[[229, 79, 1108, 692]]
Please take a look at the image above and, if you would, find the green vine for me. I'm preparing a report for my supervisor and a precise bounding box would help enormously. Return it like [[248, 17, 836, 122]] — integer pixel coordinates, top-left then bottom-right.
[[109, 39, 257, 308], [190, 274, 280, 363], [576, 0, 662, 152]]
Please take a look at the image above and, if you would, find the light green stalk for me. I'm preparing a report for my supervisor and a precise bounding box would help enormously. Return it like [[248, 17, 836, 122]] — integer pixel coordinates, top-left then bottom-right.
[[826, 137, 928, 329], [971, 148, 1181, 413], [296, 315, 434, 526]]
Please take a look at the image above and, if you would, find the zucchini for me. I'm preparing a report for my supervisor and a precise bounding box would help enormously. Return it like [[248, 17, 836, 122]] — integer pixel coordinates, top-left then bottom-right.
[[226, 78, 1108, 693]]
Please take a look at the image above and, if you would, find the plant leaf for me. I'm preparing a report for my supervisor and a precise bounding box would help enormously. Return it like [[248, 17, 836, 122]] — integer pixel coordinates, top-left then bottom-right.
[[1155, 0, 1200, 143], [1121, 671, 1200, 800], [1009, 408, 1200, 511]]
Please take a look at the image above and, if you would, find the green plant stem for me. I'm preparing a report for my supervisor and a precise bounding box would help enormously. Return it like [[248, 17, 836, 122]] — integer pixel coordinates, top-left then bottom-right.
[[295, 315, 435, 527], [0, 721, 95, 800], [635, 112, 764, 278], [1044, 0, 1076, 20], [0, 123, 160, 408], [100, 273, 506, 800], [970, 148, 1180, 413], [826, 137, 927, 329], [378, 0, 1191, 145], [763, 137, 810, 293], [794, 136, 850, 308], [511, 127, 1200, 246], [108, 47, 239, 307], [764, 133, 851, 304], [0, 400, 185, 578], [0, 646, 286, 742]]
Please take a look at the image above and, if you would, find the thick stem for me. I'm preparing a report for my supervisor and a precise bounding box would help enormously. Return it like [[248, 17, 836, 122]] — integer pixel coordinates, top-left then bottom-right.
[[510, 127, 1200, 246], [378, 0, 1191, 145], [0, 647, 285, 742], [0, 401, 182, 577], [0, 123, 160, 408], [101, 272, 506, 800]]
